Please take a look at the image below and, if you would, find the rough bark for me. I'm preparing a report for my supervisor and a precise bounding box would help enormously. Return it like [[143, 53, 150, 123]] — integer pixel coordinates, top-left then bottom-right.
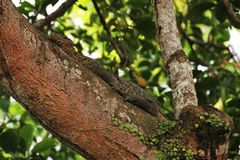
[[0, 1, 160, 159], [153, 0, 198, 117], [0, 0, 234, 160], [179, 105, 233, 160], [151, 1, 233, 159]]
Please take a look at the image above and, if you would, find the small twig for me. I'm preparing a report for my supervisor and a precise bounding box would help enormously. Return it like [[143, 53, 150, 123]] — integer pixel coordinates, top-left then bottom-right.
[[179, 25, 240, 62], [179, 26, 228, 51], [179, 26, 208, 66], [91, 0, 148, 87], [34, 0, 77, 29], [223, 0, 240, 29], [91, 0, 125, 61], [179, 26, 215, 57]]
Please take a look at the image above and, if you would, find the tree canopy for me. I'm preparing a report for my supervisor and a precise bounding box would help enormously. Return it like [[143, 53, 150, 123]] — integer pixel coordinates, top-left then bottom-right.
[[0, 0, 239, 159]]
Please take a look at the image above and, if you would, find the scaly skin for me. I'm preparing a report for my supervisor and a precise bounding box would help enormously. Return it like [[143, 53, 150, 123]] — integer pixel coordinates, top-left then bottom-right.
[[48, 32, 164, 119]]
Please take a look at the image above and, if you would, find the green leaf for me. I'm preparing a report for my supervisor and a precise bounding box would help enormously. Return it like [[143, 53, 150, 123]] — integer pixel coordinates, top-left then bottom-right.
[[140, 39, 154, 50], [20, 1, 35, 9], [227, 98, 240, 107], [232, 0, 240, 9], [191, 26, 203, 40], [37, 0, 59, 12], [196, 77, 220, 91], [134, 17, 155, 39], [209, 26, 230, 43], [9, 102, 25, 116], [19, 124, 34, 149], [127, 0, 146, 8], [90, 13, 98, 25], [0, 123, 6, 133], [0, 95, 10, 112], [32, 138, 57, 153], [0, 129, 19, 152], [17, 1, 35, 17], [214, 2, 227, 23], [18, 1, 35, 12], [138, 60, 150, 67], [188, 2, 215, 23], [18, 137, 27, 153]]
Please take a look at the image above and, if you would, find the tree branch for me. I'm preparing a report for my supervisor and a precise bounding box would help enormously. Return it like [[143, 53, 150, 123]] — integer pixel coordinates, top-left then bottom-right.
[[179, 25, 240, 63], [223, 0, 240, 29], [0, 1, 234, 159], [34, 0, 77, 29], [91, 0, 125, 61], [179, 26, 228, 51], [0, 1, 159, 159], [152, 0, 198, 118]]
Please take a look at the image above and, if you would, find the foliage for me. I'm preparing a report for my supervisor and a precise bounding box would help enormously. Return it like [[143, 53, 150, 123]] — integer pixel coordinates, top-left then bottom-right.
[[0, 0, 240, 159]]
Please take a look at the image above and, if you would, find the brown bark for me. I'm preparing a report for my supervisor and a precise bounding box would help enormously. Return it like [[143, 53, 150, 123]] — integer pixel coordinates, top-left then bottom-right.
[[152, 1, 233, 159], [0, 0, 233, 160], [179, 105, 233, 160], [0, 1, 159, 159]]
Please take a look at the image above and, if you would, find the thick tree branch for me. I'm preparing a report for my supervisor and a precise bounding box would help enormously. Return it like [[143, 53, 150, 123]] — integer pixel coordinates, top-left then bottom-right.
[[0, 1, 160, 159], [223, 0, 240, 29], [151, 2, 233, 157], [34, 0, 77, 29], [152, 0, 198, 117], [0, 1, 234, 159]]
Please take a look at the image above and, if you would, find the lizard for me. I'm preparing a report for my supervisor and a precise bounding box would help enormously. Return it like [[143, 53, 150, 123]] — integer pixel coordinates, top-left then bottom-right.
[[47, 32, 165, 119]]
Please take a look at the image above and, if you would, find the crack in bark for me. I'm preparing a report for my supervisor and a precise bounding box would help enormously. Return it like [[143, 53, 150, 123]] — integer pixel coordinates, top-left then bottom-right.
[[0, 0, 3, 14], [104, 136, 141, 159], [152, 0, 162, 40]]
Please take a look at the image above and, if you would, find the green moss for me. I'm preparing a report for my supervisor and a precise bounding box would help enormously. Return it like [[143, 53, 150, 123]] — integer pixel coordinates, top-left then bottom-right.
[[112, 116, 180, 145], [157, 138, 197, 160], [111, 116, 148, 143], [156, 120, 177, 135], [92, 127, 97, 131], [106, 127, 113, 132], [111, 111, 230, 159], [143, 120, 178, 146], [155, 120, 197, 159], [111, 116, 197, 159], [194, 123, 200, 129], [197, 112, 231, 132], [79, 128, 84, 132]]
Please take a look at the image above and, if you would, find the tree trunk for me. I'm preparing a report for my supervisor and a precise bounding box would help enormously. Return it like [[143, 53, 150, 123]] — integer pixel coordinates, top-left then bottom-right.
[[0, 0, 233, 159], [0, 1, 159, 159], [153, 0, 198, 118]]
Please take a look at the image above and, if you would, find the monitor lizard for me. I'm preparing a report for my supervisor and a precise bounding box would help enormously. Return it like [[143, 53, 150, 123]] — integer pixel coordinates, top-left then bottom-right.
[[47, 32, 164, 119]]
